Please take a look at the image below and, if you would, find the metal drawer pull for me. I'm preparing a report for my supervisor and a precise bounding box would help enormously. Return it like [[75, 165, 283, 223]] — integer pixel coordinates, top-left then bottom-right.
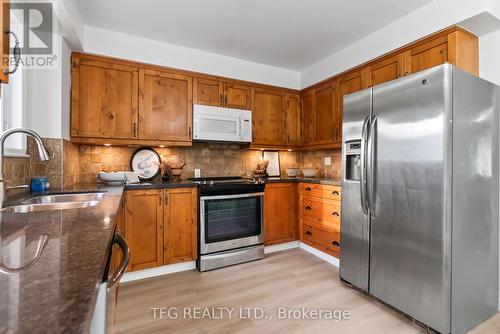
[[108, 232, 130, 290], [332, 241, 340, 247], [332, 191, 340, 195], [305, 231, 312, 236], [332, 212, 339, 216], [305, 206, 312, 210], [305, 187, 312, 191]]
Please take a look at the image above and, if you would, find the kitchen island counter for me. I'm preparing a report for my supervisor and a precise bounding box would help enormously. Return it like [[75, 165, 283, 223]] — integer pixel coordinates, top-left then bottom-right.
[[0, 183, 124, 334]]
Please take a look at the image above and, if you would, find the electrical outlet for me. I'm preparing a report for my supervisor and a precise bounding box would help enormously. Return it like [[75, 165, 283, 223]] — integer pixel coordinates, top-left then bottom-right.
[[324, 157, 332, 166], [195, 169, 201, 178]]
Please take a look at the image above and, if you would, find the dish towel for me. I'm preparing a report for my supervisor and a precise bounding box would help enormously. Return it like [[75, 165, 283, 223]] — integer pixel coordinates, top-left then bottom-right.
[[124, 172, 140, 184]]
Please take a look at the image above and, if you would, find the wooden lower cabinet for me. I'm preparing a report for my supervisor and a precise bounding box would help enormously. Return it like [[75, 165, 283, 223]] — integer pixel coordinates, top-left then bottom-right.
[[299, 183, 341, 258], [264, 183, 297, 245], [163, 188, 198, 264], [123, 187, 197, 272], [124, 189, 163, 271]]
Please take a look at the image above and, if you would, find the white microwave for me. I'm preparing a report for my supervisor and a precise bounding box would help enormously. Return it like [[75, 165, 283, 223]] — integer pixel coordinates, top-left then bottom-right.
[[193, 104, 252, 143]]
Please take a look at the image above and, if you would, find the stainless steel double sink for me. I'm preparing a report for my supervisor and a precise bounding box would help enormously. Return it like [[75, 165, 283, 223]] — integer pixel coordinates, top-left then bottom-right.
[[2, 192, 106, 213]]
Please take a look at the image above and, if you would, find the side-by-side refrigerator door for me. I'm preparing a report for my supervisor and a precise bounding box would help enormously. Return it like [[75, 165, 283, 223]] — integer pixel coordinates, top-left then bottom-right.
[[369, 65, 452, 333], [340, 88, 372, 292]]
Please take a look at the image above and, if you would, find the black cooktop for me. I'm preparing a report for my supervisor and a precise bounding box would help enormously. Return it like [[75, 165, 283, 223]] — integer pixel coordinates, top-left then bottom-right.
[[190, 176, 265, 196]]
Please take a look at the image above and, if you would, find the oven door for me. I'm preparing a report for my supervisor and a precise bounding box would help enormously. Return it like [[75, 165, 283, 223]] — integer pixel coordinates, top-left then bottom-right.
[[200, 192, 264, 254]]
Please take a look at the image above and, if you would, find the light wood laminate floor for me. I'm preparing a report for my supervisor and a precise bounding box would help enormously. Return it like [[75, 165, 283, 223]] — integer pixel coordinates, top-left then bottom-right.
[[115, 249, 500, 334]]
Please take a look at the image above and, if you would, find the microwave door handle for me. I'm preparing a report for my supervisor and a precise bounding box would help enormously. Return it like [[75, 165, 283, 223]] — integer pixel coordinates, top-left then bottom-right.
[[108, 232, 130, 290]]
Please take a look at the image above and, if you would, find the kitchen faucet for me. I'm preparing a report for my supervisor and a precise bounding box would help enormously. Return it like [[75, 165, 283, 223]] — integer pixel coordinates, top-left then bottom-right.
[[0, 128, 50, 207]]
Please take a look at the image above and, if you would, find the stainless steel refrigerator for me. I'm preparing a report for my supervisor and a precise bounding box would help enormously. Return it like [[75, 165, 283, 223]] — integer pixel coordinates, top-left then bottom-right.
[[340, 64, 499, 334]]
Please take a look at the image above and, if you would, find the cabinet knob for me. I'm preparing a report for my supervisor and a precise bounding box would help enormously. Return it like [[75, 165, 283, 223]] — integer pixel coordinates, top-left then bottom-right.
[[332, 241, 340, 247], [332, 212, 339, 217], [306, 231, 312, 236], [332, 191, 340, 196], [305, 206, 312, 211], [305, 187, 312, 191]]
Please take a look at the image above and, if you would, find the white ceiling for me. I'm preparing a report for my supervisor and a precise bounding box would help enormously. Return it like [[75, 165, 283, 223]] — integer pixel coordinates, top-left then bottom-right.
[[76, 0, 432, 71]]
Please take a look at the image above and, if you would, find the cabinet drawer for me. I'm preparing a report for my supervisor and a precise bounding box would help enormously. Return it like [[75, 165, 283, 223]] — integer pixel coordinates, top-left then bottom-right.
[[298, 183, 341, 200], [303, 223, 340, 254], [300, 196, 340, 230]]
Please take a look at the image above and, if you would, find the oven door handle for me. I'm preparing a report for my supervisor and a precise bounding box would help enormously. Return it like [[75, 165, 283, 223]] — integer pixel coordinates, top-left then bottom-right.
[[200, 192, 265, 201]]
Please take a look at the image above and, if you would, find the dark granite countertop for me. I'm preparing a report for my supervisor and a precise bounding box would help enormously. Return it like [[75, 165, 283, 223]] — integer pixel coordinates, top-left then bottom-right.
[[264, 177, 341, 186], [0, 182, 124, 334]]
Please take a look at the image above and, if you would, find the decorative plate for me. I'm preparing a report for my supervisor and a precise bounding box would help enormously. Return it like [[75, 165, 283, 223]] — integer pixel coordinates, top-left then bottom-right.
[[130, 148, 161, 181]]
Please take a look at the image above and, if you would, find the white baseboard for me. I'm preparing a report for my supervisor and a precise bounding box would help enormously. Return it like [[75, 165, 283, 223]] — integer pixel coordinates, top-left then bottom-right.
[[120, 241, 339, 283], [264, 241, 299, 254], [299, 242, 340, 268], [120, 261, 196, 283]]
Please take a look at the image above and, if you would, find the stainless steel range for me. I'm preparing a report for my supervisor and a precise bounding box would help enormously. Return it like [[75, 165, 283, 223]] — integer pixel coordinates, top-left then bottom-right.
[[193, 177, 266, 271]]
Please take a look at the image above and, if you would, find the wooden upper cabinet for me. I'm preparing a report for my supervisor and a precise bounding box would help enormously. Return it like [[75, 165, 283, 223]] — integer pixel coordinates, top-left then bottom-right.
[[368, 53, 404, 87], [193, 77, 223, 107], [403, 30, 478, 76], [301, 90, 314, 145], [312, 82, 336, 144], [447, 30, 479, 76], [404, 35, 449, 75], [264, 183, 297, 245], [252, 87, 286, 146], [337, 69, 369, 142], [0, 0, 10, 83], [224, 83, 251, 109], [285, 93, 301, 147], [71, 55, 138, 139], [139, 69, 192, 143], [163, 188, 197, 264], [124, 189, 163, 271]]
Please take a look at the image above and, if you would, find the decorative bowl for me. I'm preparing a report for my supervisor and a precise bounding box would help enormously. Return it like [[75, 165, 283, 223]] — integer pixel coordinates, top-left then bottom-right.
[[98, 171, 126, 183], [301, 168, 319, 178], [286, 168, 300, 177], [171, 168, 183, 176]]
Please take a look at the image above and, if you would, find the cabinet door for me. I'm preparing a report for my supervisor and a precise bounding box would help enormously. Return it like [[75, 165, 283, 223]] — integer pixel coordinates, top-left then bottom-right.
[[252, 88, 286, 146], [124, 190, 163, 271], [71, 56, 138, 139], [139, 69, 192, 142], [337, 69, 369, 142], [193, 77, 223, 106], [313, 82, 336, 144], [164, 188, 197, 264], [264, 183, 297, 245], [286, 93, 301, 146], [404, 36, 448, 75], [369, 53, 404, 87], [224, 83, 251, 109], [0, 0, 10, 83], [301, 90, 314, 145]]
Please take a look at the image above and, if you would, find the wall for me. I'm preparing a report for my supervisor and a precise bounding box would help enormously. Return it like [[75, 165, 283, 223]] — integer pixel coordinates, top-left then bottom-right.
[[480, 29, 500, 86], [83, 26, 301, 90], [300, 0, 494, 87]]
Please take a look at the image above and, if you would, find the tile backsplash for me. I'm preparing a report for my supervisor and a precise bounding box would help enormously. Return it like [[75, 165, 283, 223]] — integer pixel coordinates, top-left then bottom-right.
[[3, 140, 342, 193], [78, 143, 303, 182], [78, 143, 341, 182]]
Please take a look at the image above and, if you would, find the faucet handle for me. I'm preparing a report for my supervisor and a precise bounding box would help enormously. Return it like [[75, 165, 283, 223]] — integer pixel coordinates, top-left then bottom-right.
[[6, 184, 29, 191]]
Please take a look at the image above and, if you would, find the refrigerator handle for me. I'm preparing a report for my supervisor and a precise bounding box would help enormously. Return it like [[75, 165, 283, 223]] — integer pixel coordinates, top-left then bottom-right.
[[360, 116, 370, 215], [367, 115, 377, 217]]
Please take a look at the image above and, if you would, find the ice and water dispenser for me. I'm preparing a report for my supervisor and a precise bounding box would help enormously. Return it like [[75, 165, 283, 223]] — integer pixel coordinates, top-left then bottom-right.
[[345, 140, 361, 181]]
